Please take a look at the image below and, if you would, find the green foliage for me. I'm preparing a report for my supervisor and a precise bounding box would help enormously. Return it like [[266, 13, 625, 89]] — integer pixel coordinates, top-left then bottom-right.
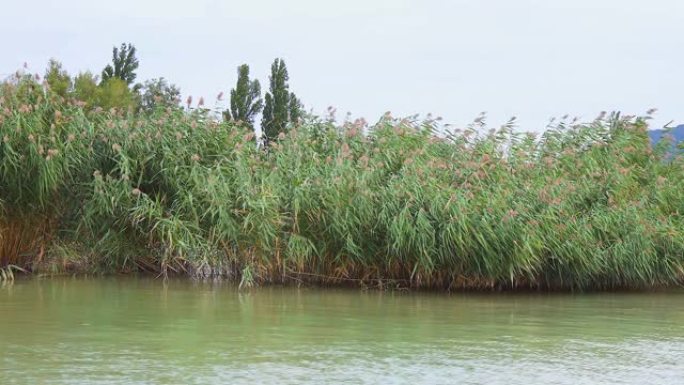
[[101, 43, 139, 86], [71, 72, 137, 111], [44, 59, 72, 98], [1, 74, 684, 290], [262, 93, 273, 137], [96, 78, 138, 111], [228, 64, 263, 130], [289, 92, 303, 125], [261, 58, 302, 143], [139, 78, 181, 113], [73, 71, 99, 106]]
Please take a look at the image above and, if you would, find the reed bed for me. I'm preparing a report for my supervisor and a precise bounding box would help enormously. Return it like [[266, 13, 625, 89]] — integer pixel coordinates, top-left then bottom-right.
[[1, 75, 683, 290]]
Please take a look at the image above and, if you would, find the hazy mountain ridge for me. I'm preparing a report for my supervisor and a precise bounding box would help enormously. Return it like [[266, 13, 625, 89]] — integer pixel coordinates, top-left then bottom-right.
[[649, 124, 684, 145]]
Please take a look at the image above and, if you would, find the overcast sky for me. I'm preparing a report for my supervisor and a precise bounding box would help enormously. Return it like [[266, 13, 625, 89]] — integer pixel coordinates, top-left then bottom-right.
[[2, 0, 683, 130]]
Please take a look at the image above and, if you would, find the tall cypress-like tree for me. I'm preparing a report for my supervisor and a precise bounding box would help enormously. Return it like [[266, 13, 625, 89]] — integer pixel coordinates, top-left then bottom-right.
[[262, 93, 273, 139], [101, 43, 139, 86], [261, 58, 302, 143], [228, 64, 263, 130], [288, 92, 303, 125]]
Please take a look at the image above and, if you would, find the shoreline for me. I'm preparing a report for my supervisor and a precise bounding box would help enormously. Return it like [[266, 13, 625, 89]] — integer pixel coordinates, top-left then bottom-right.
[[4, 270, 683, 293]]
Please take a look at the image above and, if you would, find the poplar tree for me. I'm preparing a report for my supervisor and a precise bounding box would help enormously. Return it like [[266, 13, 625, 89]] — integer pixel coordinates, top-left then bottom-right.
[[289, 92, 303, 125], [228, 64, 263, 130], [101, 43, 139, 86], [261, 58, 303, 143]]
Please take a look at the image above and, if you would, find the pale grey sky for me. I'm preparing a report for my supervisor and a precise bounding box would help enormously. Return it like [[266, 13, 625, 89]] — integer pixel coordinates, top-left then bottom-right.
[[2, 0, 683, 130]]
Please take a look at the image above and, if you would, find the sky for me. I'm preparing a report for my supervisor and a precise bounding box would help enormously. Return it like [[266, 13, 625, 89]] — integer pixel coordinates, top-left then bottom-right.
[[2, 0, 683, 131]]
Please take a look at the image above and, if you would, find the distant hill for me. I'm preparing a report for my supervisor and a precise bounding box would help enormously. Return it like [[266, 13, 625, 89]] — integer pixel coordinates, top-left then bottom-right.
[[649, 124, 684, 146]]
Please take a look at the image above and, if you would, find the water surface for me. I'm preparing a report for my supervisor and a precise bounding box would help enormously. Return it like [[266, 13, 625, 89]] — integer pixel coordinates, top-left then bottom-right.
[[1, 278, 683, 384]]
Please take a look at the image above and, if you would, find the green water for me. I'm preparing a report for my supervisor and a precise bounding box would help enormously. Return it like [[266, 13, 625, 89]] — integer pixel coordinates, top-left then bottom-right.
[[1, 278, 683, 384]]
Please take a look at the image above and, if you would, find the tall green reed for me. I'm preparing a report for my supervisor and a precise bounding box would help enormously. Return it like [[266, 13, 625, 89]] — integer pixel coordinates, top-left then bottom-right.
[[1, 74, 682, 289]]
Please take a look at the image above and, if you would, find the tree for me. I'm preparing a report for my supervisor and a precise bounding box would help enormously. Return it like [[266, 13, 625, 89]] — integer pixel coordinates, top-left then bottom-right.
[[73, 72, 99, 107], [96, 78, 137, 110], [262, 93, 273, 138], [288, 92, 303, 125], [261, 58, 290, 142], [139, 78, 181, 112], [44, 59, 72, 98], [228, 64, 263, 130], [73, 72, 136, 111], [101, 43, 139, 86], [261, 58, 302, 143]]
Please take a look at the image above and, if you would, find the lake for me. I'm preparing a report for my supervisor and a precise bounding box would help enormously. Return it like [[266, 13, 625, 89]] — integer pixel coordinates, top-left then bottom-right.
[[1, 278, 683, 384]]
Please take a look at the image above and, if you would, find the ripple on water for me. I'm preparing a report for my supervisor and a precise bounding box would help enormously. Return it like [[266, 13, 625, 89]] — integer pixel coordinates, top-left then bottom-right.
[[1, 279, 683, 385]]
